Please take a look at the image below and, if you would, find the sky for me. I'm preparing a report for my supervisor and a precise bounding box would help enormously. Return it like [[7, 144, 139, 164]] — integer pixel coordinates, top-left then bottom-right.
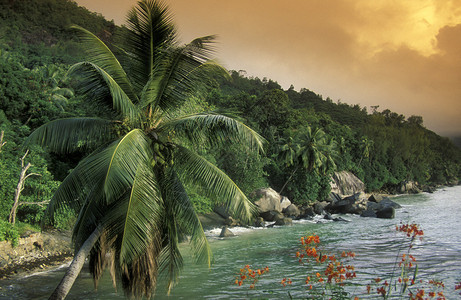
[[75, 0, 461, 137]]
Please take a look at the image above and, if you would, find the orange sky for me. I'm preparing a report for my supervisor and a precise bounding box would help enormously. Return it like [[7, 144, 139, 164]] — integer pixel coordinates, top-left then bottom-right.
[[75, 0, 461, 136]]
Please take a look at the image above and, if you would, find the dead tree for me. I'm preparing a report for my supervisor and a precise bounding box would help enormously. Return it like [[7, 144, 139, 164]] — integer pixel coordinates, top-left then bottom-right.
[[0, 130, 5, 153], [8, 150, 42, 225]]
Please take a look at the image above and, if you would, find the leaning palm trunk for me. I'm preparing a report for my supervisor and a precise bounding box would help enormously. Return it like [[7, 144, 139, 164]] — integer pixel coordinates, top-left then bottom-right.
[[49, 227, 102, 300]]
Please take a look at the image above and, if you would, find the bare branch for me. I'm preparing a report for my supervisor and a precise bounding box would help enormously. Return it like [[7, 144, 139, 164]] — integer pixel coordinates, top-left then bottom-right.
[[19, 200, 50, 208], [24, 173, 41, 180]]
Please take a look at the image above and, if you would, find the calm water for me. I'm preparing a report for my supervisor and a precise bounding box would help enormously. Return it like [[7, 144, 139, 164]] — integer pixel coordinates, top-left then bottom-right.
[[1, 186, 460, 299]]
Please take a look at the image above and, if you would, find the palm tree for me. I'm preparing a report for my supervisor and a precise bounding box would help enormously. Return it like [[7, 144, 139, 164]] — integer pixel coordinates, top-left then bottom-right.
[[27, 1, 263, 299], [278, 127, 336, 194], [358, 136, 373, 167]]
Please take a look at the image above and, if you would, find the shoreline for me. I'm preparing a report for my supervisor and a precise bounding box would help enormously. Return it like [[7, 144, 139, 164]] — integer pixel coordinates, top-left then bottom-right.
[[0, 230, 73, 280], [0, 185, 455, 280]]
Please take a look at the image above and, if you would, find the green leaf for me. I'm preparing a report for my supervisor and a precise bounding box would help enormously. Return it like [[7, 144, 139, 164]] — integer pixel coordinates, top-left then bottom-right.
[[161, 112, 265, 152], [26, 117, 113, 153], [173, 146, 256, 224], [69, 62, 141, 126]]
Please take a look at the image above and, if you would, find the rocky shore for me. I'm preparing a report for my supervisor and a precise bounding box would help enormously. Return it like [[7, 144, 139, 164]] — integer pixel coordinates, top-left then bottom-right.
[[0, 171, 452, 277], [0, 230, 73, 279], [210, 171, 446, 237]]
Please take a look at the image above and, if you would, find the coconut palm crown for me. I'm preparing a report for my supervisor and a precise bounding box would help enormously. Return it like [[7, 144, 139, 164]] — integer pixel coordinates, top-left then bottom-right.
[[28, 0, 263, 298]]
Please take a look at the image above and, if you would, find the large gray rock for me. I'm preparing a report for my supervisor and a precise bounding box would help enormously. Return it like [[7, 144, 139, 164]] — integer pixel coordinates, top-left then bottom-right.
[[252, 188, 282, 213], [376, 207, 395, 219], [328, 192, 367, 214], [314, 201, 329, 215], [360, 197, 401, 218], [325, 192, 342, 203], [274, 217, 292, 226], [299, 205, 315, 219], [213, 205, 230, 219], [254, 217, 265, 228], [330, 171, 365, 196], [399, 181, 422, 194], [378, 198, 402, 210], [283, 204, 300, 218], [368, 194, 384, 203], [219, 226, 235, 237], [360, 209, 377, 218], [280, 197, 291, 211], [260, 210, 284, 222]]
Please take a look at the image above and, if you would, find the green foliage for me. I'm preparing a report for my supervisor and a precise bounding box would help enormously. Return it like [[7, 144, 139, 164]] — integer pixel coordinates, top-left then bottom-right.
[[189, 193, 214, 214], [0, 219, 19, 247], [50, 206, 77, 230]]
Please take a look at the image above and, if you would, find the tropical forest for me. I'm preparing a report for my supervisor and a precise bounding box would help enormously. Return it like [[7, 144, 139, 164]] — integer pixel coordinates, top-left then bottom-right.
[[0, 0, 460, 299]]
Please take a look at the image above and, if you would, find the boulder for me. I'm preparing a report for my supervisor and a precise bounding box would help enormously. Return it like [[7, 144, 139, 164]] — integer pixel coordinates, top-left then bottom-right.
[[254, 217, 265, 228], [274, 217, 292, 226], [360, 209, 377, 218], [219, 226, 235, 237], [376, 207, 395, 219], [198, 212, 226, 230], [252, 188, 282, 213], [333, 216, 350, 222], [260, 210, 284, 222], [299, 205, 315, 219], [328, 192, 367, 214], [366, 201, 380, 211], [378, 198, 402, 210], [399, 181, 422, 194], [280, 197, 291, 211], [224, 216, 239, 226], [361, 197, 401, 218], [324, 213, 334, 220], [314, 201, 329, 215], [325, 192, 342, 204], [368, 194, 384, 203], [330, 171, 365, 196], [213, 205, 230, 219], [283, 204, 300, 218]]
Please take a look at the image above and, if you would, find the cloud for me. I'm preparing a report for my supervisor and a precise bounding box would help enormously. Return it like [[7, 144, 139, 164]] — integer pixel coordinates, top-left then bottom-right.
[[75, 0, 461, 135]]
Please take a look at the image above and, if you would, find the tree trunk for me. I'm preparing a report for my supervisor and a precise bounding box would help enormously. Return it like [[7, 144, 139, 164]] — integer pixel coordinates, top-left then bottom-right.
[[279, 165, 299, 195], [8, 150, 40, 224], [0, 130, 6, 153], [49, 227, 102, 300]]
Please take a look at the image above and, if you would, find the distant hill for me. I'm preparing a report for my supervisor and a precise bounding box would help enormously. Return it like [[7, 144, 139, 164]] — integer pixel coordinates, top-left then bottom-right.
[[0, 0, 124, 66]]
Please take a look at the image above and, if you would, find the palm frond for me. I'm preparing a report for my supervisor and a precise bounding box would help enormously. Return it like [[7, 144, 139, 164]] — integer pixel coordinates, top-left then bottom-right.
[[173, 146, 256, 224], [117, 166, 163, 265], [147, 36, 219, 114], [70, 25, 138, 103], [160, 112, 265, 152], [125, 0, 177, 90], [101, 129, 153, 203], [69, 62, 141, 125], [163, 169, 213, 266], [158, 196, 183, 294], [45, 143, 118, 222], [26, 118, 114, 153]]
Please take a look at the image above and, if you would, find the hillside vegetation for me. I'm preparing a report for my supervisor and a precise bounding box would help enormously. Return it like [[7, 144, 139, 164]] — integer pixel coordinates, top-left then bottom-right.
[[0, 0, 460, 238]]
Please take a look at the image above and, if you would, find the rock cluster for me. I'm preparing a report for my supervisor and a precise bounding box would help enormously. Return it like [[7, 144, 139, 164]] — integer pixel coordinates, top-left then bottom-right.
[[251, 187, 401, 226]]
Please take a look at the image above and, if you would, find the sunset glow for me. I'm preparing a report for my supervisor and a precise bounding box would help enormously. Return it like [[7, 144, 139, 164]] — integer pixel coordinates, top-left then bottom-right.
[[75, 0, 461, 136]]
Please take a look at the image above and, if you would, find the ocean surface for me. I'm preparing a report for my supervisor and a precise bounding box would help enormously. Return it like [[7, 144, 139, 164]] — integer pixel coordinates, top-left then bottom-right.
[[1, 186, 460, 299]]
